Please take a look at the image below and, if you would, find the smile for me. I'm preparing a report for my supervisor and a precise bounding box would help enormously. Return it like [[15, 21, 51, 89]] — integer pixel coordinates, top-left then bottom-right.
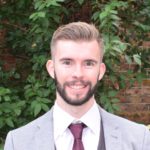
[[69, 84, 87, 90]]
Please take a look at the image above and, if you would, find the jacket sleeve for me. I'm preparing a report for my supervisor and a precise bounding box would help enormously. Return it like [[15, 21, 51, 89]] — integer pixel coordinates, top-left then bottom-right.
[[143, 127, 150, 150], [4, 132, 14, 150]]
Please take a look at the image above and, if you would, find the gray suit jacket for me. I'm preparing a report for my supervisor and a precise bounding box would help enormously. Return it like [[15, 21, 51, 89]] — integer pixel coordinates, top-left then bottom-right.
[[4, 106, 150, 150]]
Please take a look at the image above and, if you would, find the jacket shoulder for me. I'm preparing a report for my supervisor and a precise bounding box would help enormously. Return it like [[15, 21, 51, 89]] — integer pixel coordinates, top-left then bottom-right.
[[13, 109, 52, 134], [4, 109, 53, 150], [101, 108, 147, 131]]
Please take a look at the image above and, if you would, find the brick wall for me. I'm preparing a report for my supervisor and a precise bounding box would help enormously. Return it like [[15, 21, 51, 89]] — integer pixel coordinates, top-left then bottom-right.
[[1, 28, 150, 125], [0, 29, 17, 71], [116, 67, 150, 125]]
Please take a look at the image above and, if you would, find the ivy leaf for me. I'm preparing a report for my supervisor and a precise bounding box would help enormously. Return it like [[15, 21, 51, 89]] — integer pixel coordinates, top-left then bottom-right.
[[112, 104, 120, 111], [0, 87, 11, 96], [34, 1, 43, 9], [5, 118, 14, 127], [99, 11, 108, 20], [125, 55, 132, 64], [4, 96, 11, 101], [37, 12, 46, 18], [14, 73, 20, 79], [14, 109, 21, 116], [34, 103, 41, 117], [41, 103, 49, 112], [92, 11, 100, 21], [77, 0, 84, 5], [108, 90, 117, 97], [0, 118, 4, 128], [111, 98, 119, 103], [133, 54, 141, 66]]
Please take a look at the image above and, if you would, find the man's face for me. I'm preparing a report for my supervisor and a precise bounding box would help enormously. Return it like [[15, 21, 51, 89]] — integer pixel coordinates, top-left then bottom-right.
[[47, 40, 105, 106]]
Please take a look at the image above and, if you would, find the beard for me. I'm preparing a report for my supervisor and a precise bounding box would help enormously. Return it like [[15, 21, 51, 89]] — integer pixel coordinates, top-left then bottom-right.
[[54, 72, 99, 106]]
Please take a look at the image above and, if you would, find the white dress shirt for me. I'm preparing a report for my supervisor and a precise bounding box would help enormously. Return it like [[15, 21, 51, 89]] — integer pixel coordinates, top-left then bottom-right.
[[53, 101, 101, 150]]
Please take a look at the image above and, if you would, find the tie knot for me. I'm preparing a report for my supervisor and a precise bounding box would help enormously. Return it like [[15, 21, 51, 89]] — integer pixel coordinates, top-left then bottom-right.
[[69, 123, 85, 139]]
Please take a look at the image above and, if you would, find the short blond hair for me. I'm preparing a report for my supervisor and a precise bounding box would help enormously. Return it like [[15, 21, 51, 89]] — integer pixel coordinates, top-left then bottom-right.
[[50, 22, 104, 61]]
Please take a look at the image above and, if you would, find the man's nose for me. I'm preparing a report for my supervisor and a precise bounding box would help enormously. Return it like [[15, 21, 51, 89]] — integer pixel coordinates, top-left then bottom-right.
[[72, 65, 83, 78]]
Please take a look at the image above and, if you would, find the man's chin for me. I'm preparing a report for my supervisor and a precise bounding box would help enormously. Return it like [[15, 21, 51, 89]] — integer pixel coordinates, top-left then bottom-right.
[[63, 95, 91, 106]]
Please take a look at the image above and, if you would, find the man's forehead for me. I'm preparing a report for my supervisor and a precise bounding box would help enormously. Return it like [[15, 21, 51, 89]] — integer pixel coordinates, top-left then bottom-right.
[[54, 40, 100, 50], [52, 40, 101, 61]]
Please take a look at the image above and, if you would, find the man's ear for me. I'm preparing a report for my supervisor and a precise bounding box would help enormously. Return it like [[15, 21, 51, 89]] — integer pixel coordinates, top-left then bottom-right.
[[46, 60, 55, 79], [98, 63, 106, 80]]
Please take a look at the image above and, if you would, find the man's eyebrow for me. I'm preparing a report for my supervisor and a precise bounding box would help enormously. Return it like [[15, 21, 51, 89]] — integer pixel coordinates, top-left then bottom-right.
[[84, 59, 98, 63], [59, 58, 98, 63], [59, 58, 73, 61]]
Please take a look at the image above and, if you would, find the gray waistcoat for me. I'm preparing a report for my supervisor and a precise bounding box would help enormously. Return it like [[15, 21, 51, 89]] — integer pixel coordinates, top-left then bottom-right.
[[97, 121, 106, 150]]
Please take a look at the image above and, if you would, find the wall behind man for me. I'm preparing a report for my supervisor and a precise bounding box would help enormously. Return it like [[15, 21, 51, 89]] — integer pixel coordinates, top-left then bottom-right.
[[117, 68, 150, 125], [0, 1, 150, 142]]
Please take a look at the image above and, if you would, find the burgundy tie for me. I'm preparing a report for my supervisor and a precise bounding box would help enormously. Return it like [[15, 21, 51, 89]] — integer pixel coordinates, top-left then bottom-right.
[[69, 123, 86, 150]]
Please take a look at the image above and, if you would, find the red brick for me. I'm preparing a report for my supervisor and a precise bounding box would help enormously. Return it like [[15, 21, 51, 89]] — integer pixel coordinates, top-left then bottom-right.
[[116, 111, 150, 124], [117, 103, 136, 112], [126, 87, 142, 95], [127, 96, 141, 103], [117, 95, 141, 103], [119, 63, 130, 71], [142, 88, 150, 95], [142, 79, 150, 87], [135, 103, 150, 111], [117, 103, 150, 112], [133, 81, 142, 87], [141, 95, 150, 103], [118, 96, 128, 103], [0, 54, 16, 71], [142, 41, 150, 48]]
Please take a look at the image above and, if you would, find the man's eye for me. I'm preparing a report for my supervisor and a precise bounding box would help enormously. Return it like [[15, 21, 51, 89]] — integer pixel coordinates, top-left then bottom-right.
[[85, 61, 95, 67], [62, 60, 72, 65]]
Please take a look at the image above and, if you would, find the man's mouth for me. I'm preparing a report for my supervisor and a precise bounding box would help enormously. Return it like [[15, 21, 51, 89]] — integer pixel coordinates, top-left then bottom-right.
[[69, 84, 87, 90]]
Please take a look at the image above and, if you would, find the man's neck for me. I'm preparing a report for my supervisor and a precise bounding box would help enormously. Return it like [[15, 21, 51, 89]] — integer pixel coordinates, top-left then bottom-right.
[[55, 96, 95, 119]]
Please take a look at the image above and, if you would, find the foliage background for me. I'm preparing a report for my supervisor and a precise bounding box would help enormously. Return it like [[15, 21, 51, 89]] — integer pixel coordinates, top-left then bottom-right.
[[0, 0, 150, 147]]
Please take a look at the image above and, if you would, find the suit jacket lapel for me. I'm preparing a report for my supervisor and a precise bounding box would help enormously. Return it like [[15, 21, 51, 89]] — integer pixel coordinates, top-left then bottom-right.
[[98, 107, 121, 150], [35, 108, 55, 150], [33, 105, 122, 150]]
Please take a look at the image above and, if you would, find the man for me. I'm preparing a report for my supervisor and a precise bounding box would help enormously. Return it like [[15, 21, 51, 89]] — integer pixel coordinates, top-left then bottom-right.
[[4, 22, 150, 150]]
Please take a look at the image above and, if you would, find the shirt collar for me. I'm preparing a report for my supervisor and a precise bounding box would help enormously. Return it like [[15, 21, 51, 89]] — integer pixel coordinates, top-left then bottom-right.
[[80, 102, 100, 135], [53, 101, 100, 140], [53, 103, 74, 140]]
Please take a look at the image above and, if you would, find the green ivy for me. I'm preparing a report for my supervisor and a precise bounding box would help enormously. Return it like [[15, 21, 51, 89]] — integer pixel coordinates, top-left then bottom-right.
[[0, 0, 150, 140]]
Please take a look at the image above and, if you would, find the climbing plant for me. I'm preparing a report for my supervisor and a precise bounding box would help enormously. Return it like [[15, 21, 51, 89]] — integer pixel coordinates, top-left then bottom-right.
[[0, 0, 150, 144]]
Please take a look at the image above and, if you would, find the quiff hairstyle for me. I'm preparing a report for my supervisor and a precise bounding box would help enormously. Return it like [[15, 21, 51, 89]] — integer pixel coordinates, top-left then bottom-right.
[[50, 21, 104, 61]]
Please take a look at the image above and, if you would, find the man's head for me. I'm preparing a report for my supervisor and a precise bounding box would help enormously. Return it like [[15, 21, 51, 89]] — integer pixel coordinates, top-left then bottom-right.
[[50, 22, 104, 62], [47, 22, 106, 107]]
